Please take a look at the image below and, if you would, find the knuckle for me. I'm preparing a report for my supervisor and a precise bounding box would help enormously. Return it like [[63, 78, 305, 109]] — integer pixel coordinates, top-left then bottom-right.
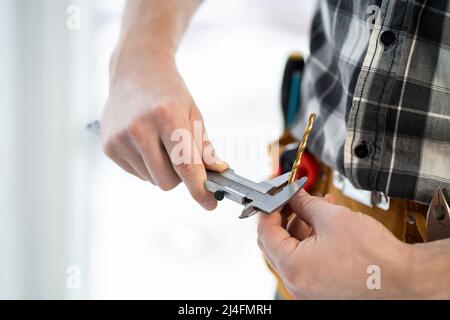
[[127, 118, 146, 140], [302, 197, 321, 210], [294, 195, 324, 216], [173, 162, 197, 179], [101, 138, 116, 158], [112, 130, 130, 146], [149, 99, 177, 121]]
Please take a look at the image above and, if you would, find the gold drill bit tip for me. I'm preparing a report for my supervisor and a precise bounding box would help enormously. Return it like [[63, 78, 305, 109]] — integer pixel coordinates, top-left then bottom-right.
[[288, 113, 317, 184]]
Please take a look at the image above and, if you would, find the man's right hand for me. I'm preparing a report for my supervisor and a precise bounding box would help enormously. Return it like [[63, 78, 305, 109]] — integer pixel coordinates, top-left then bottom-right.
[[101, 48, 228, 211], [101, 0, 227, 211]]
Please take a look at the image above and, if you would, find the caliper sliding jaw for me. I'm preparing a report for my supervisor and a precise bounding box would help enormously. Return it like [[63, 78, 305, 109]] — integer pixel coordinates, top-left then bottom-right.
[[205, 169, 307, 219]]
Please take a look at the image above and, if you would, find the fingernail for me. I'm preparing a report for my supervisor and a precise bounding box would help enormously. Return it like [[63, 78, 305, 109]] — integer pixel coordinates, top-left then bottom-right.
[[206, 161, 230, 173]]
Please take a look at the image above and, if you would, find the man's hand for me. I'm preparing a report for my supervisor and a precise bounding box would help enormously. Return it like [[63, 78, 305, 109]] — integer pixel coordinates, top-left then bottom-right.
[[257, 191, 413, 299], [101, 0, 228, 211], [102, 56, 227, 210]]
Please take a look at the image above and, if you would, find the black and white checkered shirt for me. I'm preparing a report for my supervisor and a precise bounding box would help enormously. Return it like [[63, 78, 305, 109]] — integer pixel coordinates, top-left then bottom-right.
[[292, 0, 450, 204]]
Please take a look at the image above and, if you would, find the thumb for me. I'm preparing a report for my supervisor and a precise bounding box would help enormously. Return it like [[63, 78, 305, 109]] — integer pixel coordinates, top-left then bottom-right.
[[202, 134, 229, 172], [289, 190, 334, 232], [190, 109, 229, 173]]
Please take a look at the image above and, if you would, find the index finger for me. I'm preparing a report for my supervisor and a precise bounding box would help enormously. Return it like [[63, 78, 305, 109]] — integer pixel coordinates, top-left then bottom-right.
[[289, 190, 334, 231], [160, 119, 217, 211], [257, 211, 300, 265]]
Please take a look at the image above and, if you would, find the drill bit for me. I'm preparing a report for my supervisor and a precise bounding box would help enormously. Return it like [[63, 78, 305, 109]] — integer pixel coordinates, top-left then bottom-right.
[[288, 113, 317, 184]]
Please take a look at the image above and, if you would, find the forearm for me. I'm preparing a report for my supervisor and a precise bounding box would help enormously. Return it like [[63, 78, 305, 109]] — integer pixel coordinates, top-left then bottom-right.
[[111, 0, 202, 82], [408, 239, 450, 299]]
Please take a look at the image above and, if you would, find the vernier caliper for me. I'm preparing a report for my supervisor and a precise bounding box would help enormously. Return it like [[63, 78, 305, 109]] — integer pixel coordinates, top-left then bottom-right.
[[205, 169, 307, 219], [205, 113, 315, 219]]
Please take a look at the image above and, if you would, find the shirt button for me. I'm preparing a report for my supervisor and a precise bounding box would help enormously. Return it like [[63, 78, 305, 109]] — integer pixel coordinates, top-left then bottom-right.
[[355, 141, 369, 159], [380, 30, 396, 48]]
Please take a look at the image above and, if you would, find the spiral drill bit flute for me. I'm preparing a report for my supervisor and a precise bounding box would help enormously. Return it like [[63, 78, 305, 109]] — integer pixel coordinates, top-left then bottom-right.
[[288, 113, 317, 184]]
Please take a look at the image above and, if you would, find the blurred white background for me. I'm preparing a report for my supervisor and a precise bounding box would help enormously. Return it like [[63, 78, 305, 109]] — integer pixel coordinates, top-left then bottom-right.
[[0, 0, 314, 299]]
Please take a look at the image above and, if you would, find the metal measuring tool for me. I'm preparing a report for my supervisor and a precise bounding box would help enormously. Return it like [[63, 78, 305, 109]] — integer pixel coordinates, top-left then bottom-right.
[[426, 186, 450, 241], [205, 169, 307, 219]]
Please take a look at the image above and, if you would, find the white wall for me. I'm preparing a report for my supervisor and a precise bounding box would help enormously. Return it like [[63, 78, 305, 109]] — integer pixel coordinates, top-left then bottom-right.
[[0, 0, 21, 299], [0, 0, 93, 299]]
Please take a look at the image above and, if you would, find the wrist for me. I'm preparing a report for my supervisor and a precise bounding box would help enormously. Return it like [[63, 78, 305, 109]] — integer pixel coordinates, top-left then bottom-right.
[[117, 28, 177, 59], [109, 38, 176, 88], [404, 244, 431, 298], [404, 242, 450, 299], [384, 242, 418, 299]]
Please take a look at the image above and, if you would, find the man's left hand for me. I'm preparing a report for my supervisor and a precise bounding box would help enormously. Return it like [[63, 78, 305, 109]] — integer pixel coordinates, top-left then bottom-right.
[[257, 191, 413, 299]]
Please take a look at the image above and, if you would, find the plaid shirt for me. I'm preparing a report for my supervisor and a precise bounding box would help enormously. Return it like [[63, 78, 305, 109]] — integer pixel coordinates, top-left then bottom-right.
[[292, 0, 450, 204]]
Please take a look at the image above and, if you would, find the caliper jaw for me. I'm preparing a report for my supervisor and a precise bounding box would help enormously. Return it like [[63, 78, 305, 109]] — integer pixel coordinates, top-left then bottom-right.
[[205, 169, 307, 219]]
